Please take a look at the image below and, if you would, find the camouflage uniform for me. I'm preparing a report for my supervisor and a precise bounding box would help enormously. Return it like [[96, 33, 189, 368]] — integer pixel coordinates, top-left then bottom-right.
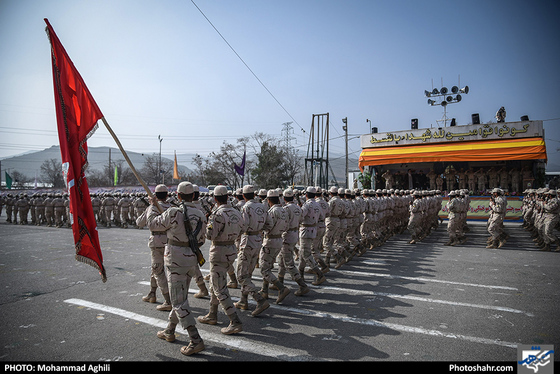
[[540, 190, 560, 251], [278, 188, 309, 295], [234, 185, 269, 315], [407, 191, 422, 244], [312, 188, 330, 271], [101, 193, 115, 227], [17, 195, 30, 225], [44, 194, 54, 226], [12, 195, 19, 224], [259, 189, 290, 304], [53, 194, 65, 228], [487, 188, 507, 248], [5, 194, 14, 223], [335, 188, 350, 258], [137, 185, 172, 310], [148, 181, 206, 356], [323, 187, 346, 268], [91, 194, 101, 223], [198, 186, 244, 335], [118, 194, 132, 228], [445, 191, 461, 245], [298, 187, 326, 285], [475, 168, 486, 193]]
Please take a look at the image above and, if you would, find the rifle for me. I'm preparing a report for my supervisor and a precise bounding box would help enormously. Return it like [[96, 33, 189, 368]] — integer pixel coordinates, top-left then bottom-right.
[[181, 203, 206, 267]]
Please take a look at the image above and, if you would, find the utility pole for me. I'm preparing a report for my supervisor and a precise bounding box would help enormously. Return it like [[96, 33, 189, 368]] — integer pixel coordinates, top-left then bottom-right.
[[342, 117, 348, 188], [108, 148, 111, 186], [158, 135, 163, 184]]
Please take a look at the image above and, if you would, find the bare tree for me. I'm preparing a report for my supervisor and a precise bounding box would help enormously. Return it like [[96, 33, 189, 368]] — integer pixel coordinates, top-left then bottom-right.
[[141, 154, 173, 185], [40, 158, 65, 188]]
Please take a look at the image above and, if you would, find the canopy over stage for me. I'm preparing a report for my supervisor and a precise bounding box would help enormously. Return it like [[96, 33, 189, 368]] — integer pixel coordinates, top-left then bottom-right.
[[359, 120, 546, 169]]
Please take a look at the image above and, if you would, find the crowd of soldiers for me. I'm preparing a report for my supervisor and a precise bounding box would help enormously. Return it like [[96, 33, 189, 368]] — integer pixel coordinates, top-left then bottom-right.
[[1, 183, 558, 356], [381, 165, 533, 195], [134, 183, 451, 355], [521, 188, 560, 251], [0, 191, 150, 229], [0, 192, 71, 227]]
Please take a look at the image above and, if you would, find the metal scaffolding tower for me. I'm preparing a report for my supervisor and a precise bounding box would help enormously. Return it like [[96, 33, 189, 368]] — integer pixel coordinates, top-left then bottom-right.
[[304, 113, 330, 189]]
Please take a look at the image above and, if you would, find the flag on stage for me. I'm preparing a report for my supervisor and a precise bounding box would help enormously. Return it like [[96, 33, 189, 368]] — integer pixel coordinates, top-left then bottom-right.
[[114, 165, 118, 186], [45, 18, 107, 282], [173, 151, 179, 180], [234, 150, 246, 177]]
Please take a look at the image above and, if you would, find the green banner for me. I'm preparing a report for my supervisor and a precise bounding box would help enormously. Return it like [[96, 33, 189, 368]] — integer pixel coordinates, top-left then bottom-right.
[[439, 196, 524, 221], [5, 172, 12, 189]]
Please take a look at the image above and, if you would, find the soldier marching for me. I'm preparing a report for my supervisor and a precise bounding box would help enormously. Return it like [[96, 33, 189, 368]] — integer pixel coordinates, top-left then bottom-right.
[[1, 178, 558, 357]]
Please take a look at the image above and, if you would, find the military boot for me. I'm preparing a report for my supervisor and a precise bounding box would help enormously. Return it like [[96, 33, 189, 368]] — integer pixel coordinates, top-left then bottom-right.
[[294, 278, 310, 296], [317, 257, 329, 274], [260, 280, 269, 299], [324, 253, 331, 268], [157, 322, 177, 342], [334, 254, 346, 269], [142, 289, 157, 303], [194, 282, 209, 298], [311, 268, 326, 286], [156, 293, 172, 311], [221, 312, 243, 335], [234, 293, 249, 310], [251, 294, 270, 316], [227, 271, 238, 289], [181, 340, 205, 356], [274, 281, 290, 304], [269, 276, 284, 290], [197, 304, 218, 325]]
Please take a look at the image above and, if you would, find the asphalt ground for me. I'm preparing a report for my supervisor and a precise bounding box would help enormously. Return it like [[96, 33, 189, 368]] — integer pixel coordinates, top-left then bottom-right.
[[0, 212, 559, 366]]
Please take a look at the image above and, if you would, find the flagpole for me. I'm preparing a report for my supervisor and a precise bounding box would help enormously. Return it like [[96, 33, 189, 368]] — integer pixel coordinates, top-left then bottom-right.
[[100, 117, 164, 213]]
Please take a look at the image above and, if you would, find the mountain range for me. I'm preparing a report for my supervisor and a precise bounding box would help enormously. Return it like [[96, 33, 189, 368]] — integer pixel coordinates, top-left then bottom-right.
[[0, 145, 358, 188]]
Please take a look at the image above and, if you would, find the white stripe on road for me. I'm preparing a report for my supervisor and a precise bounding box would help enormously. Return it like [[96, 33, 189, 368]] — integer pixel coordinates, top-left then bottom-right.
[[337, 269, 519, 291], [315, 284, 534, 317], [63, 298, 311, 361], [65, 297, 519, 351], [138, 279, 531, 317]]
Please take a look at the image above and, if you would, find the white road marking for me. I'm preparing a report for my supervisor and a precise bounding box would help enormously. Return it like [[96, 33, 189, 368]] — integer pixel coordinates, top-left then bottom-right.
[[64, 298, 312, 360], [65, 297, 519, 351], [337, 269, 519, 291]]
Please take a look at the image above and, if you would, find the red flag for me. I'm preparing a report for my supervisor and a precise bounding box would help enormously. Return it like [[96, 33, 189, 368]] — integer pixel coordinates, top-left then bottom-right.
[[45, 19, 107, 282]]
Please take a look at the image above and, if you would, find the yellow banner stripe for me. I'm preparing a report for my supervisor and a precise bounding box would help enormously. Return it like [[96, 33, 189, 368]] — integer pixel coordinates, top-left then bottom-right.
[[360, 138, 544, 157]]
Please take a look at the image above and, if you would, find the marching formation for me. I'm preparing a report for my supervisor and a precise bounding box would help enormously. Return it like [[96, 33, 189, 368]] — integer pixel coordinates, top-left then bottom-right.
[[521, 188, 560, 251], [0, 192, 148, 229], [1, 183, 558, 357], [136, 183, 451, 356]]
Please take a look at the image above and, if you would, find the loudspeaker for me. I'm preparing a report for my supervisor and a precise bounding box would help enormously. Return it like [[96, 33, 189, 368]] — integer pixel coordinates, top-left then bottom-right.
[[411, 118, 418, 129], [450, 118, 456, 126], [472, 113, 480, 125], [372, 127, 378, 133], [520, 115, 529, 121]]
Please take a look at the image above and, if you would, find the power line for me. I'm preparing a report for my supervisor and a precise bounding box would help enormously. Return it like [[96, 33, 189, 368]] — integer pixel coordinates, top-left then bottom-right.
[[190, 0, 306, 134]]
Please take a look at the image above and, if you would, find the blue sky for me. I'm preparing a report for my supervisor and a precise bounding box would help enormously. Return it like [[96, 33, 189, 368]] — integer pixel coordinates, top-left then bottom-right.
[[1, 0, 559, 171]]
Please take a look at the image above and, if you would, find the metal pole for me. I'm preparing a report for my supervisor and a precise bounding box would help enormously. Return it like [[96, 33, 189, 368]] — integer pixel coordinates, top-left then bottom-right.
[[158, 135, 163, 184], [342, 117, 348, 188]]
